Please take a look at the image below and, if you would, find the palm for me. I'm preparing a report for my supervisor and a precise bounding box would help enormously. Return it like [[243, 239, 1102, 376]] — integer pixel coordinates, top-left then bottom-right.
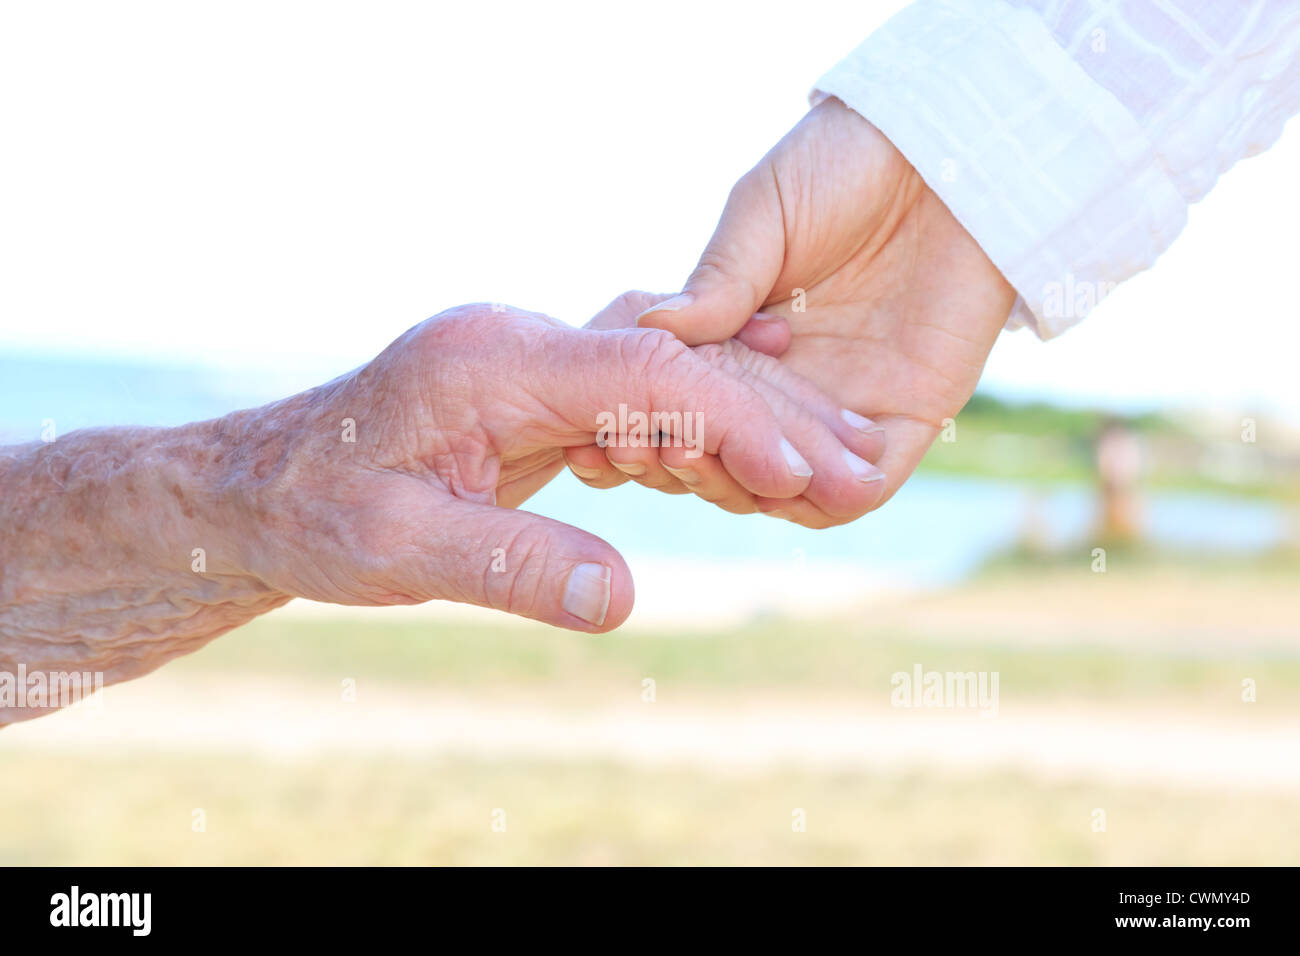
[[762, 103, 1014, 501]]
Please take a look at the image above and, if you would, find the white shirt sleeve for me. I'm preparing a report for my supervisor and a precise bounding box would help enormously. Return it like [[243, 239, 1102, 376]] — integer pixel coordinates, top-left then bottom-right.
[[812, 0, 1300, 339]]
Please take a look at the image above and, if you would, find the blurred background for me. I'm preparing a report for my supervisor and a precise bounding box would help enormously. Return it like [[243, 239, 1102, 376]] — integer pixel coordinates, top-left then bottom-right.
[[1, 0, 1297, 864]]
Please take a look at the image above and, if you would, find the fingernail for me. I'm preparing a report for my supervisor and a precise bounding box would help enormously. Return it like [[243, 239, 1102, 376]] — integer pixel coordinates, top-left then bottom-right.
[[635, 292, 693, 324], [841, 408, 884, 433], [563, 562, 611, 626], [764, 509, 792, 521], [568, 463, 603, 480], [751, 311, 784, 322], [662, 464, 701, 485], [779, 438, 814, 478], [610, 460, 647, 477], [842, 447, 885, 483]]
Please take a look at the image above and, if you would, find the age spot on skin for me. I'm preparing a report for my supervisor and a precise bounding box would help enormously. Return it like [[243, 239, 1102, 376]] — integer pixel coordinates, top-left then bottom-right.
[[170, 483, 195, 520]]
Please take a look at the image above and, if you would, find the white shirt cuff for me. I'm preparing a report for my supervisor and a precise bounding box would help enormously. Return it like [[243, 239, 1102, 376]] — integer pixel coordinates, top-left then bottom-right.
[[812, 0, 1188, 339]]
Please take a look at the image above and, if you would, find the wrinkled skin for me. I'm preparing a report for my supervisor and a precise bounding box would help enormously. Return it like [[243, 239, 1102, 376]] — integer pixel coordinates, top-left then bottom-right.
[[229, 296, 888, 632], [637, 98, 1019, 524]]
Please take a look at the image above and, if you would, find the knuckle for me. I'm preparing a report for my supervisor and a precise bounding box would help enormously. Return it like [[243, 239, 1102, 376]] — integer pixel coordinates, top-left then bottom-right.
[[609, 289, 658, 316], [614, 328, 694, 381], [721, 168, 766, 217], [813, 488, 873, 524], [635, 326, 688, 362], [691, 252, 762, 307], [417, 303, 527, 351], [691, 341, 742, 373], [690, 255, 736, 290]]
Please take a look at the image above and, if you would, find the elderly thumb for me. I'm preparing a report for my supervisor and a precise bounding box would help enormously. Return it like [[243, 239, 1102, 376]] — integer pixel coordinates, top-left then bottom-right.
[[422, 501, 634, 632]]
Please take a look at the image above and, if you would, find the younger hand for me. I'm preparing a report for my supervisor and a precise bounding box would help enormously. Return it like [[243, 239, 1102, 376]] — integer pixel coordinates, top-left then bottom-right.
[[637, 99, 1017, 512]]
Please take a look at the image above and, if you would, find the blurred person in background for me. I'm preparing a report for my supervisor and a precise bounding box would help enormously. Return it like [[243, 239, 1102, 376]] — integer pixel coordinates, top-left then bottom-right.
[[1095, 417, 1143, 545]]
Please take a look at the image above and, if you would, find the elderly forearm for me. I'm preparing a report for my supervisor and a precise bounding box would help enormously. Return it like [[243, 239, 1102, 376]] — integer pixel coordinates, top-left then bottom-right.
[[0, 417, 292, 723]]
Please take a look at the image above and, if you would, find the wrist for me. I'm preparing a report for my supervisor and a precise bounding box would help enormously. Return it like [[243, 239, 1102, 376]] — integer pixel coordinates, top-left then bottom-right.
[[149, 417, 276, 588], [201, 379, 354, 598]]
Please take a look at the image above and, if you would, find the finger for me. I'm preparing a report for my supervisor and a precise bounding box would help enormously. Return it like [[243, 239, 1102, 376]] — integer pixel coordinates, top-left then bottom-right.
[[711, 338, 886, 464], [416, 499, 635, 632], [635, 167, 786, 345], [603, 441, 691, 494], [864, 415, 942, 511], [733, 313, 791, 356], [587, 291, 790, 357], [758, 417, 935, 523], [585, 291, 668, 331], [837, 407, 888, 465], [563, 444, 631, 489], [497, 457, 567, 509], [530, 325, 816, 501], [658, 446, 759, 515], [762, 417, 938, 521], [693, 342, 887, 523], [592, 296, 863, 457], [759, 405, 886, 523], [753, 496, 844, 531]]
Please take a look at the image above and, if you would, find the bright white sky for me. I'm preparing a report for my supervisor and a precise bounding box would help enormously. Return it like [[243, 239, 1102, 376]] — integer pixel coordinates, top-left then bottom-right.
[[2, 0, 1297, 416]]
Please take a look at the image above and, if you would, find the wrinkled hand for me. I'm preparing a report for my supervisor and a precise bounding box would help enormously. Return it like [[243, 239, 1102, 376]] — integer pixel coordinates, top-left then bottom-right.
[[638, 98, 1018, 519], [229, 302, 884, 631]]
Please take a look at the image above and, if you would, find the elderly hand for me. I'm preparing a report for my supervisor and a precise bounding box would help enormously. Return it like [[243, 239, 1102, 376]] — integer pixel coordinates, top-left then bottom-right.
[[219, 301, 886, 631], [637, 98, 1018, 520]]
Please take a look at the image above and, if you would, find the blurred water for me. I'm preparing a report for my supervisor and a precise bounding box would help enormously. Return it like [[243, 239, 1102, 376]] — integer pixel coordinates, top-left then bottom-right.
[[2, 352, 1287, 587], [530, 471, 1287, 587]]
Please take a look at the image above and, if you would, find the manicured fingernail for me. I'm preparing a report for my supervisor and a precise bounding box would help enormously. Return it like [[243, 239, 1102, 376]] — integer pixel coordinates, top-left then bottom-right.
[[841, 408, 883, 433], [568, 463, 603, 480], [779, 438, 813, 478], [610, 460, 647, 477], [843, 447, 885, 483], [635, 292, 693, 324], [563, 562, 611, 626], [751, 311, 783, 322], [663, 464, 701, 485]]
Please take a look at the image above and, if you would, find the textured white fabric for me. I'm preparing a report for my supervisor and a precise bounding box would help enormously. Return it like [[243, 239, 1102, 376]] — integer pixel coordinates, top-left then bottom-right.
[[813, 0, 1300, 339]]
